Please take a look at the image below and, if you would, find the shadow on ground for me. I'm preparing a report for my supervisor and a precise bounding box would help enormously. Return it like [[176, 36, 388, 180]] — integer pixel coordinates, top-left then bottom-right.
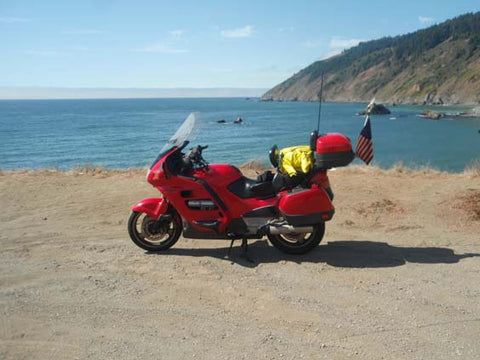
[[148, 240, 480, 268]]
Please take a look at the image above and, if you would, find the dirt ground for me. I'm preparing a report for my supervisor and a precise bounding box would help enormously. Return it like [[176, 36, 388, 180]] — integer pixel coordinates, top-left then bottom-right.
[[1, 166, 479, 360]]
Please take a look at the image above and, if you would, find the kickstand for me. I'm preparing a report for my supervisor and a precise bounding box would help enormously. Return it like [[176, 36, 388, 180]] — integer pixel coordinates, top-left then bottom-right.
[[227, 238, 235, 258], [240, 238, 254, 263], [226, 238, 254, 263]]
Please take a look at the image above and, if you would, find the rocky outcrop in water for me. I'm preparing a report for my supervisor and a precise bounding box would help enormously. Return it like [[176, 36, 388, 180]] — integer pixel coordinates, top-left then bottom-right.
[[357, 103, 391, 115]]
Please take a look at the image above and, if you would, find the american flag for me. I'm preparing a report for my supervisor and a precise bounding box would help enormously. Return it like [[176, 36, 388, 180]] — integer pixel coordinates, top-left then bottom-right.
[[356, 115, 373, 165]]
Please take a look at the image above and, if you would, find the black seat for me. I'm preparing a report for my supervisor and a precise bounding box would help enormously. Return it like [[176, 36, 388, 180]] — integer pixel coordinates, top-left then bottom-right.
[[227, 177, 276, 199]]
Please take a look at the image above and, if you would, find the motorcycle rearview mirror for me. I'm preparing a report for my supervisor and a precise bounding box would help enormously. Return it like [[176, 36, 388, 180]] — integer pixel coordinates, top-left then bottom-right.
[[269, 145, 279, 168]]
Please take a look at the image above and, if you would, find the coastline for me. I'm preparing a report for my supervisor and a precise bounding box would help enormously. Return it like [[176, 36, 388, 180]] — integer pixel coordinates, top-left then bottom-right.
[[2, 159, 480, 176], [260, 98, 480, 116], [1, 95, 479, 111]]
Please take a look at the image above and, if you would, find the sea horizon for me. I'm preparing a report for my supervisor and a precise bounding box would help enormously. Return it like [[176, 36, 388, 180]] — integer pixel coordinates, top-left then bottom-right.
[[1, 90, 479, 110], [0, 86, 269, 101]]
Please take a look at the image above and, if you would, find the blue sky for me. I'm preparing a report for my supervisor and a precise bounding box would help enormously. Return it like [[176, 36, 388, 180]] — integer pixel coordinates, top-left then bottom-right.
[[1, 0, 479, 91]]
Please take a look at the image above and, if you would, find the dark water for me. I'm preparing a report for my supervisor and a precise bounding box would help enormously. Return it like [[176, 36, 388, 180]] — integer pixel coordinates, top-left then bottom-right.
[[0, 98, 479, 172]]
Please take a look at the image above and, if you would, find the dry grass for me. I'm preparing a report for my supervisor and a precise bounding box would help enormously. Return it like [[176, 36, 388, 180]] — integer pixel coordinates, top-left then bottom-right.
[[0, 168, 63, 176], [355, 198, 405, 218], [0, 165, 147, 178], [336, 162, 445, 178], [239, 160, 268, 171], [68, 165, 147, 178], [464, 159, 480, 178], [452, 190, 480, 222], [0, 159, 476, 178], [385, 161, 444, 175], [238, 160, 270, 178]]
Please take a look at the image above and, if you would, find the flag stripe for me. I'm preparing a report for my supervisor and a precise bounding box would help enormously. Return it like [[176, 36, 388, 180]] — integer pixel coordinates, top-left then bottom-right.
[[364, 150, 373, 161], [357, 140, 369, 153], [356, 139, 371, 154], [355, 116, 373, 165], [356, 142, 372, 156]]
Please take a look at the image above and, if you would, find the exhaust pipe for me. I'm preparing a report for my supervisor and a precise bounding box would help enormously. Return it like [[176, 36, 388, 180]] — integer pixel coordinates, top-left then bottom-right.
[[267, 224, 313, 235]]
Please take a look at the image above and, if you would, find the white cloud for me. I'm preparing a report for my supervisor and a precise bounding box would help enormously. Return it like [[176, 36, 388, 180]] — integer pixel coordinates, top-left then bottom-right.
[[301, 40, 322, 48], [62, 29, 105, 35], [131, 43, 189, 54], [132, 30, 189, 54], [277, 26, 294, 33], [330, 37, 364, 49], [419, 16, 434, 25], [220, 25, 253, 38], [25, 46, 96, 57], [168, 29, 184, 38], [317, 37, 365, 60], [25, 49, 67, 57], [321, 50, 343, 60], [0, 17, 28, 23]]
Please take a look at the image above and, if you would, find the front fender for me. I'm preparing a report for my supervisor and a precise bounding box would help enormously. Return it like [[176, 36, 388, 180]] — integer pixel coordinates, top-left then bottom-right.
[[131, 198, 168, 220]]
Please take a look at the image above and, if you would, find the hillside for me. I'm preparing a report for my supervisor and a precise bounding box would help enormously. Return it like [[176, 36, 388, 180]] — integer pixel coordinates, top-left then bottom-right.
[[261, 12, 480, 105]]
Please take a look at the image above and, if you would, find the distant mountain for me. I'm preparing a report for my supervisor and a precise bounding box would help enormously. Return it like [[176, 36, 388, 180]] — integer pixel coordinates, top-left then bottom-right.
[[261, 12, 480, 105], [0, 87, 268, 100]]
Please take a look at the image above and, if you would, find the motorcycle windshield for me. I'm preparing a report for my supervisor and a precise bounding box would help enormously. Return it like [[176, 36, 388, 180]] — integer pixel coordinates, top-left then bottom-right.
[[159, 112, 202, 153], [150, 112, 202, 169]]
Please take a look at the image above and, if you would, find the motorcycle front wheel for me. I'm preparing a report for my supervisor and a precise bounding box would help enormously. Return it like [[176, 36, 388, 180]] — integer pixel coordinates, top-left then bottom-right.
[[267, 222, 325, 255], [127, 211, 181, 251]]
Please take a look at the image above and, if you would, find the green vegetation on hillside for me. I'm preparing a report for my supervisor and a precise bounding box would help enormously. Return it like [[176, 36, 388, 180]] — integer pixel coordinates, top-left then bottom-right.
[[262, 12, 480, 104]]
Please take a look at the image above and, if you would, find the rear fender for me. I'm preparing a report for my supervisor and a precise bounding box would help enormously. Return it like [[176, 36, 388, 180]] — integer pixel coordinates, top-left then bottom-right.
[[131, 198, 168, 220]]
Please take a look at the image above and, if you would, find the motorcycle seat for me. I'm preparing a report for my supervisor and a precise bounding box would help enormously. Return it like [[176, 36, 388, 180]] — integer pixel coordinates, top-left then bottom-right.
[[227, 176, 276, 199]]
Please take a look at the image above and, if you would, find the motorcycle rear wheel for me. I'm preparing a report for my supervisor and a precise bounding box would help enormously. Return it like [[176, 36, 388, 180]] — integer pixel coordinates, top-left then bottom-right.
[[267, 222, 325, 255], [128, 211, 181, 251]]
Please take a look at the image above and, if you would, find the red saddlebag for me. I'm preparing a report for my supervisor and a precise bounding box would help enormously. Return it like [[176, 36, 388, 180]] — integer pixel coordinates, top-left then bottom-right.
[[279, 187, 334, 226]]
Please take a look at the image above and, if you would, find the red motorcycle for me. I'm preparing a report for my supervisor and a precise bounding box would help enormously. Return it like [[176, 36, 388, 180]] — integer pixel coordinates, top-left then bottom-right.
[[128, 113, 354, 256]]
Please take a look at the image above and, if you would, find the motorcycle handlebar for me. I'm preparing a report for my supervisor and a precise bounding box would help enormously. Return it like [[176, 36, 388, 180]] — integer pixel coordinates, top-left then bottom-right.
[[184, 145, 209, 168]]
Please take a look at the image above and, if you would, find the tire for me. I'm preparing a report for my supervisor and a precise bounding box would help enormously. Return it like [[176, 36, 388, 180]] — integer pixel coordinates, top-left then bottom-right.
[[127, 211, 181, 251], [267, 222, 325, 255]]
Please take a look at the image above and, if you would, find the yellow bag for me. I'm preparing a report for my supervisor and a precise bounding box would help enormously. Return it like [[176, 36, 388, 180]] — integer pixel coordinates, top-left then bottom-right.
[[279, 145, 314, 177]]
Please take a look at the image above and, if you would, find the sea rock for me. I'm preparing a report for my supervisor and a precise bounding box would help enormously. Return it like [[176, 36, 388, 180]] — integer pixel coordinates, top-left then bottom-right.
[[470, 106, 480, 117], [422, 109, 444, 120], [357, 102, 391, 115], [217, 119, 226, 124]]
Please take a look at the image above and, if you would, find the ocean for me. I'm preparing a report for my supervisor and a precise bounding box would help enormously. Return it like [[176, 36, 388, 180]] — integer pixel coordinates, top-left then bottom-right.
[[0, 98, 479, 172]]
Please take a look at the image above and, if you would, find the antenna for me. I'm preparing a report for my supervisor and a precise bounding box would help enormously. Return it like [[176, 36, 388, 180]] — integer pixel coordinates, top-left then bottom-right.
[[316, 71, 325, 132]]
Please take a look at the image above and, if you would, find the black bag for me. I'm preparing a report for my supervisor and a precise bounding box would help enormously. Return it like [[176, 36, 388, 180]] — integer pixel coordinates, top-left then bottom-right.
[[256, 170, 274, 183]]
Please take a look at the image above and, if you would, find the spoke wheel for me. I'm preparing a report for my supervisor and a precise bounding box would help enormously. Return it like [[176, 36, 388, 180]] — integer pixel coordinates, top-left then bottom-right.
[[127, 211, 181, 251], [267, 222, 325, 254]]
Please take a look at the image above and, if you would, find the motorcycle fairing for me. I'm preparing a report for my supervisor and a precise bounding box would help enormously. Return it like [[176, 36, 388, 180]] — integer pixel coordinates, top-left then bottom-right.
[[131, 197, 168, 220]]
